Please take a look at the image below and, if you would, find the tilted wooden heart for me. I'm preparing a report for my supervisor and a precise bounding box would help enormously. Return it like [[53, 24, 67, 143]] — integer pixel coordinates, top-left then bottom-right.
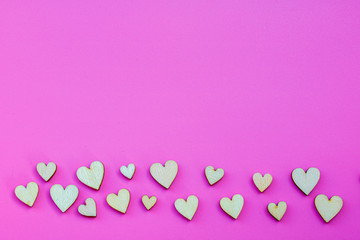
[[205, 166, 224, 185], [120, 163, 136, 180], [220, 194, 244, 219], [292, 167, 320, 195], [142, 195, 157, 210], [50, 184, 79, 212], [37, 162, 57, 182], [78, 198, 97, 217], [174, 195, 199, 220], [253, 173, 273, 192], [106, 189, 131, 213], [14, 182, 39, 207], [150, 160, 178, 189], [76, 161, 105, 190], [268, 201, 287, 221], [315, 194, 343, 223]]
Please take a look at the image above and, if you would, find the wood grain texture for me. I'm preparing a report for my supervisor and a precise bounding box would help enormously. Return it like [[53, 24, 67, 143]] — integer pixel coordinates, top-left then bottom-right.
[[120, 163, 135, 180], [267, 201, 287, 221], [253, 173, 272, 192], [14, 182, 39, 207], [50, 184, 79, 213], [220, 194, 244, 219], [78, 198, 97, 217], [36, 162, 57, 182], [205, 166, 224, 185], [142, 195, 157, 210], [292, 167, 320, 195], [150, 160, 178, 189], [174, 195, 199, 220], [76, 161, 104, 190], [106, 189, 130, 213], [315, 194, 343, 223]]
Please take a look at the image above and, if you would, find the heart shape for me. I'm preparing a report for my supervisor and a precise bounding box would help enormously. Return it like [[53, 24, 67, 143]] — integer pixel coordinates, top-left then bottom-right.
[[268, 201, 287, 221], [315, 194, 343, 222], [150, 160, 178, 189], [253, 173, 273, 192], [14, 182, 39, 207], [205, 166, 224, 185], [174, 195, 199, 220], [142, 195, 157, 210], [76, 161, 105, 190], [292, 167, 320, 195], [106, 189, 131, 213], [78, 198, 97, 217], [50, 184, 79, 212], [37, 162, 57, 182], [220, 194, 244, 219], [120, 163, 136, 180]]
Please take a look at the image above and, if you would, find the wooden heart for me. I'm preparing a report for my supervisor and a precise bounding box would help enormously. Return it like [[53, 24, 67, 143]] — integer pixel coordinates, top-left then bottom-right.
[[37, 162, 57, 182], [315, 194, 343, 223], [142, 195, 157, 210], [76, 161, 105, 190], [268, 201, 287, 221], [120, 163, 135, 180], [205, 166, 224, 185], [50, 184, 79, 213], [106, 189, 130, 213], [78, 198, 97, 217], [253, 173, 273, 192], [292, 167, 320, 195], [150, 160, 178, 189], [174, 195, 199, 220], [220, 194, 244, 219], [14, 182, 39, 207]]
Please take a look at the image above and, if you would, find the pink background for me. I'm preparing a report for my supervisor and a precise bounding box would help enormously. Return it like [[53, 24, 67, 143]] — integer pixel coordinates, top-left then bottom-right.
[[1, 1, 360, 239]]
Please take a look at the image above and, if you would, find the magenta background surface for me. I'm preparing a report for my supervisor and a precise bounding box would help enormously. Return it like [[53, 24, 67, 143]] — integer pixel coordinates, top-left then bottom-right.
[[1, 1, 360, 239]]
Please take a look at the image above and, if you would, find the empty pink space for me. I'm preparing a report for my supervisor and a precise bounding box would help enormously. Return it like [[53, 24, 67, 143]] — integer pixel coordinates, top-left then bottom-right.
[[1, 0, 359, 239]]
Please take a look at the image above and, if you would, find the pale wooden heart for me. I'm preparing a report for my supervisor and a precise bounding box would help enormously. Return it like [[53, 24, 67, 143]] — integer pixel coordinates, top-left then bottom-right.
[[150, 160, 178, 189], [205, 166, 224, 185], [106, 189, 130, 213], [315, 194, 343, 223], [292, 167, 320, 195], [76, 161, 104, 190], [142, 195, 157, 210], [78, 198, 97, 217], [14, 182, 39, 207], [50, 184, 79, 213], [37, 162, 57, 182], [268, 201, 287, 221], [253, 173, 273, 192], [174, 195, 199, 220], [220, 194, 244, 219], [120, 163, 135, 180]]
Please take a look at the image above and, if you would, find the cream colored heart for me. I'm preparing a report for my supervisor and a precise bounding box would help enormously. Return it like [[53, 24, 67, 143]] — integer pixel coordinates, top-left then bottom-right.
[[174, 195, 199, 220], [315, 194, 343, 223], [292, 167, 320, 195], [14, 182, 39, 207], [253, 173, 273, 192], [268, 201, 287, 221], [120, 163, 135, 180], [50, 184, 79, 213], [205, 166, 224, 185], [220, 194, 244, 219], [142, 195, 157, 210], [150, 160, 178, 189], [76, 161, 105, 190], [106, 189, 131, 213], [37, 162, 57, 182], [78, 198, 97, 217]]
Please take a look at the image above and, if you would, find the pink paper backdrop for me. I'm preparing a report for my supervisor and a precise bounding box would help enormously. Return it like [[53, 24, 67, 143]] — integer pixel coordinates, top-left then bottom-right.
[[1, 1, 360, 239]]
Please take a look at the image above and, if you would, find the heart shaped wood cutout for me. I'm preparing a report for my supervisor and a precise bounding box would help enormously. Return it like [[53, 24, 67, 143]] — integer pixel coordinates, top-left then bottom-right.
[[292, 167, 320, 195], [142, 195, 157, 210], [268, 201, 287, 221], [205, 166, 224, 185], [220, 194, 244, 219], [253, 173, 273, 192], [78, 198, 97, 217], [14, 182, 39, 207], [76, 161, 104, 190], [37, 162, 57, 182], [50, 184, 79, 212], [315, 194, 343, 223], [150, 160, 178, 189], [106, 189, 131, 213], [120, 163, 135, 180], [174, 195, 199, 220]]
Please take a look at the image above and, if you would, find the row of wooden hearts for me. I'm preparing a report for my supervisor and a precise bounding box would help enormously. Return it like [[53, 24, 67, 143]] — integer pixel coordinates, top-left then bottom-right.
[[14, 182, 343, 222]]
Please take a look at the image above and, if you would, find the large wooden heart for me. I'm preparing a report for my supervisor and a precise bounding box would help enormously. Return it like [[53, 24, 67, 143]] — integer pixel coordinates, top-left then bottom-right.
[[292, 167, 320, 195], [50, 184, 79, 212], [174, 195, 199, 220], [150, 160, 178, 189], [14, 182, 39, 207], [76, 161, 105, 190], [220, 194, 244, 219], [315, 194, 343, 222]]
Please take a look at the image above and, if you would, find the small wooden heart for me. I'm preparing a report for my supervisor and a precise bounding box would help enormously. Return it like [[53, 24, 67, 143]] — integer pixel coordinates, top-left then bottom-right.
[[142, 195, 157, 210], [120, 163, 135, 180], [50, 184, 79, 213], [315, 194, 343, 223], [150, 160, 178, 189], [76, 161, 105, 190], [268, 201, 287, 221], [253, 173, 273, 192], [292, 167, 320, 195], [78, 198, 97, 217], [106, 189, 131, 213], [220, 194, 244, 219], [37, 162, 57, 182], [205, 166, 224, 185], [174, 195, 199, 220], [14, 182, 39, 207]]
